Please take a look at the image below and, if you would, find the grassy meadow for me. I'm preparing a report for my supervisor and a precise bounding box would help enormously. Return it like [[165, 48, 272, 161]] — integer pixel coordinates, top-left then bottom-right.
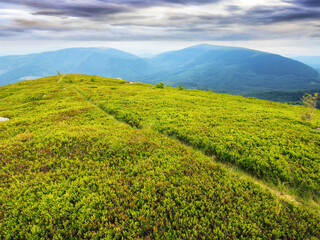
[[73, 75, 320, 197], [0, 74, 320, 239]]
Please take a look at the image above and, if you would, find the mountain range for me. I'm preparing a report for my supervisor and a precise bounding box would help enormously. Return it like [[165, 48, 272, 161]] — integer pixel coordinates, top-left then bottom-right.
[[1, 44, 320, 93]]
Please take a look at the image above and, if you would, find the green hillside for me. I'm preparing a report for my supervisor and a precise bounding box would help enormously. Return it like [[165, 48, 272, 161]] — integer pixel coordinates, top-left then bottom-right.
[[1, 75, 320, 239]]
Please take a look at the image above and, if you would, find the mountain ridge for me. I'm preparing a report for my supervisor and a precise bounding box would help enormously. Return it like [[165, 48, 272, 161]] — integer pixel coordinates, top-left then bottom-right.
[[292, 56, 320, 73], [1, 44, 319, 93], [145, 45, 320, 91]]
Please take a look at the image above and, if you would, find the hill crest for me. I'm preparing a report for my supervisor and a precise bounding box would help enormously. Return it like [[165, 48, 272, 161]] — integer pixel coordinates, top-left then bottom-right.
[[1, 74, 320, 238]]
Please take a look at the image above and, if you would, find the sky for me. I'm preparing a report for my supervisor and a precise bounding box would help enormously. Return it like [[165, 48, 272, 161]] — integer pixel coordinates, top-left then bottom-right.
[[0, 0, 320, 57]]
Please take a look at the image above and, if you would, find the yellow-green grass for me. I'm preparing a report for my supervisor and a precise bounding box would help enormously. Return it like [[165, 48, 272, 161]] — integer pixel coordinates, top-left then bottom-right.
[[0, 75, 319, 239], [69, 75, 320, 198]]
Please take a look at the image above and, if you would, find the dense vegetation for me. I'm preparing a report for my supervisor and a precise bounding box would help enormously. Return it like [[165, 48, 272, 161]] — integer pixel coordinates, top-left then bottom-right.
[[245, 89, 320, 108], [71, 75, 320, 198], [1, 75, 320, 239]]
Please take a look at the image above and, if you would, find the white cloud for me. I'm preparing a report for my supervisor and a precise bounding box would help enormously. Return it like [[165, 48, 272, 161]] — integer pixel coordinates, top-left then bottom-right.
[[0, 0, 319, 56]]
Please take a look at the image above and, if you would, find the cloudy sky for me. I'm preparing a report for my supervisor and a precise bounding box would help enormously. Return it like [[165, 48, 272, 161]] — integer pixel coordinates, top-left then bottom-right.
[[0, 0, 319, 56]]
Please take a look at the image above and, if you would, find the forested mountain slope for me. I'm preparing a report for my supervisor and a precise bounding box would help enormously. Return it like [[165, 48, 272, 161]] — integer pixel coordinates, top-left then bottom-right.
[[145, 44, 320, 91], [1, 45, 319, 94]]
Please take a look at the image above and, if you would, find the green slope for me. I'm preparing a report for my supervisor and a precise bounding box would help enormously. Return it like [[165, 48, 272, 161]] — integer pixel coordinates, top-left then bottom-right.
[[72, 75, 320, 197], [0, 75, 320, 239]]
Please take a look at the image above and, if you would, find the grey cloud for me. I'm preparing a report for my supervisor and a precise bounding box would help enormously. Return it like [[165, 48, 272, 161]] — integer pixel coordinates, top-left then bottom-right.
[[2, 0, 320, 24], [168, 5, 320, 28], [13, 19, 68, 30], [0, 29, 24, 36], [0, 0, 52, 9], [15, 0, 320, 27], [11, 19, 106, 32], [0, 24, 31, 38], [243, 6, 320, 24], [288, 0, 320, 8], [268, 11, 320, 22], [1, 0, 221, 19], [32, 10, 66, 16], [160, 0, 219, 4], [1, 1, 131, 18], [1, 0, 320, 43], [226, 5, 241, 12], [61, 3, 129, 17]]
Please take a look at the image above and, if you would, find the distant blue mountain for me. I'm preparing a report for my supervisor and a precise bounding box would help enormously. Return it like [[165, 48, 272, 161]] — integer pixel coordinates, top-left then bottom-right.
[[0, 48, 154, 86], [144, 44, 320, 92], [1, 44, 320, 93], [292, 56, 320, 73]]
